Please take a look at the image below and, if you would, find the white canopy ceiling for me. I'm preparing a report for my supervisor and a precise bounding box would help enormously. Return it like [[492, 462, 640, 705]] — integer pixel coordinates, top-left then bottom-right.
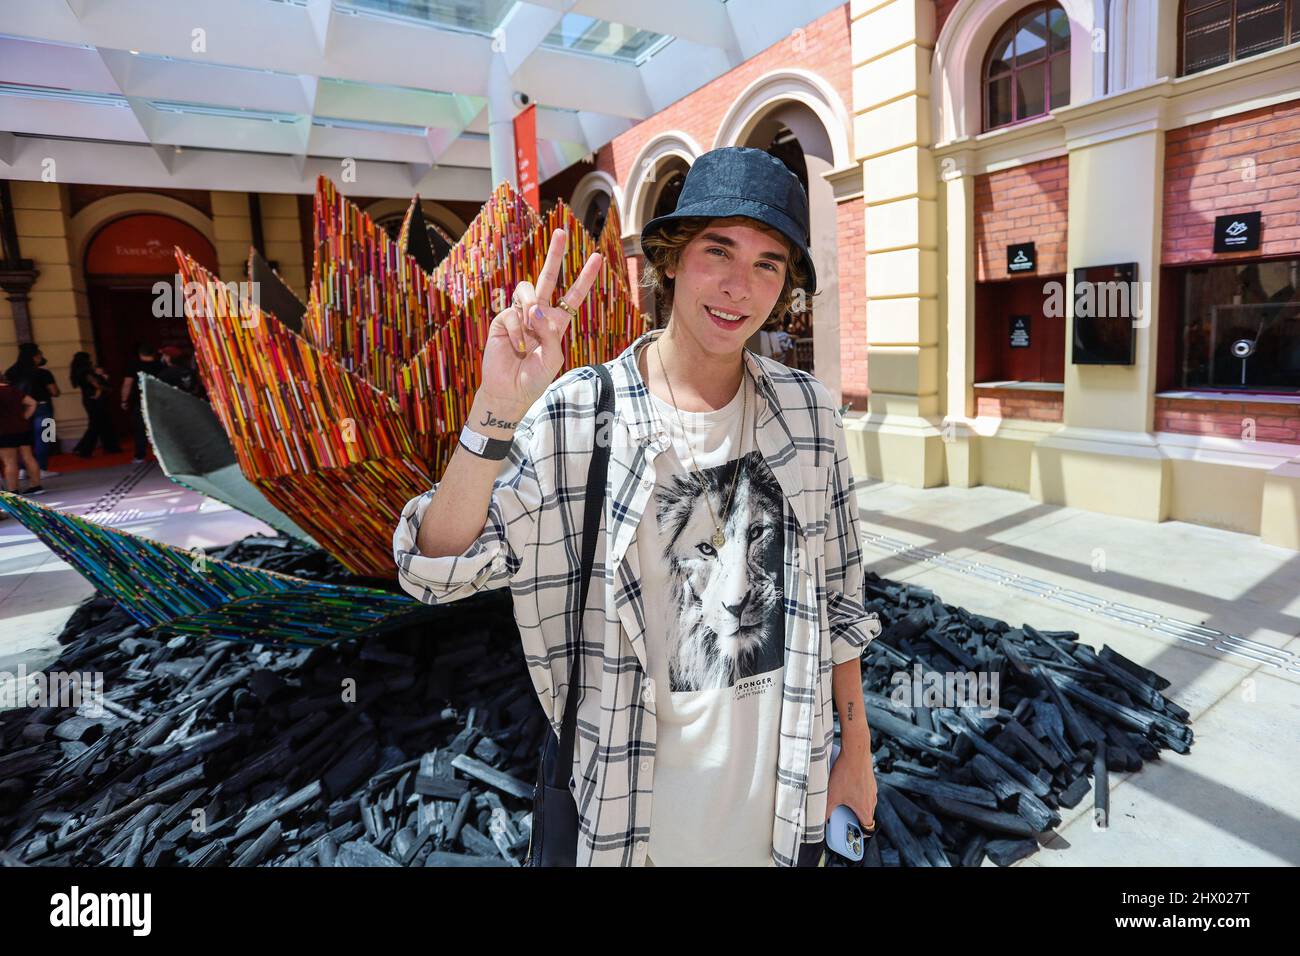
[[0, 0, 842, 200]]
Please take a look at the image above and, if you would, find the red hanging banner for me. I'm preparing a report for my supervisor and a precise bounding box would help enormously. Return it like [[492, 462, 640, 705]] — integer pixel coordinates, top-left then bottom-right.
[[513, 103, 539, 213]]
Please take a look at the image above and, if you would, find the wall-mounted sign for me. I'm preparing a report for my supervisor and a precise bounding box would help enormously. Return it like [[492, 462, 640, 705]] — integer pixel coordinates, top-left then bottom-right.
[[85, 214, 218, 276], [1212, 211, 1261, 253], [1072, 262, 1138, 366], [1009, 314, 1031, 348], [1007, 242, 1036, 274]]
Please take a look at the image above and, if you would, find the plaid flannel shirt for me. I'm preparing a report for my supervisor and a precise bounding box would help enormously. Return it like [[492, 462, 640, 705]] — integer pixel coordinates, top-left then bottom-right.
[[393, 329, 881, 866]]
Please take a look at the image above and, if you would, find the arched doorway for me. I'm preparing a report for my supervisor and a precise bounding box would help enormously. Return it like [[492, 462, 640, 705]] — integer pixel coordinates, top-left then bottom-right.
[[638, 157, 690, 325], [373, 208, 456, 264], [580, 191, 611, 237], [571, 170, 622, 242], [84, 214, 218, 431], [733, 109, 839, 397]]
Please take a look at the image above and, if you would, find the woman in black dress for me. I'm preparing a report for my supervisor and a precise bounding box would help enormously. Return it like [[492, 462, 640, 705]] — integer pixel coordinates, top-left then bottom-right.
[[70, 352, 120, 457]]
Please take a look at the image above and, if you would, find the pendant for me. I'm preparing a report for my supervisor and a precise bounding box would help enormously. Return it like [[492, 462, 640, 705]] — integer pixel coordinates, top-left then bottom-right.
[[712, 529, 725, 548]]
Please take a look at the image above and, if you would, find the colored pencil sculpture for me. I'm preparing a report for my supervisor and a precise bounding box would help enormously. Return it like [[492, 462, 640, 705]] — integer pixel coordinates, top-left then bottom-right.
[[174, 252, 432, 578], [0, 492, 429, 646], [175, 176, 644, 577]]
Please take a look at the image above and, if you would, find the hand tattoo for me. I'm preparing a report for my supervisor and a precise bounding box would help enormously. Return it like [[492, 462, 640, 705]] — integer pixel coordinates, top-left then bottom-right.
[[479, 410, 518, 430]]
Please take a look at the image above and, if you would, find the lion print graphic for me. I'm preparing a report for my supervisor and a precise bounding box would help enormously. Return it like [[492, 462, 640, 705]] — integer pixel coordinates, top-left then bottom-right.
[[654, 451, 785, 692]]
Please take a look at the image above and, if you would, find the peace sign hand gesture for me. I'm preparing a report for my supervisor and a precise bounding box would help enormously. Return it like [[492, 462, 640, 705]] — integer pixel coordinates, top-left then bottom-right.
[[478, 228, 604, 418]]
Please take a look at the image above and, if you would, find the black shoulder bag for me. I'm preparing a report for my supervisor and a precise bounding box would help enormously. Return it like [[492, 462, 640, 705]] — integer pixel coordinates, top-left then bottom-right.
[[524, 363, 613, 867]]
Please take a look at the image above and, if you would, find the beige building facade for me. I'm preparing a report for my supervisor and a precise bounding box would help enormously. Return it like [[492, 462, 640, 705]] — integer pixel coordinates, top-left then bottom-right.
[[845, 0, 1300, 550]]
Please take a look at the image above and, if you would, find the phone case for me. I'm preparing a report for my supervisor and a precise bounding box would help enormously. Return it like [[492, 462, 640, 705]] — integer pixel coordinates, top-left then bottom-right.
[[827, 741, 867, 861]]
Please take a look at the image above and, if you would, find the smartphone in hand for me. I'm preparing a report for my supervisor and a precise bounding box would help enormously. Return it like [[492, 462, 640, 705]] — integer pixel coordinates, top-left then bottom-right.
[[827, 741, 868, 862]]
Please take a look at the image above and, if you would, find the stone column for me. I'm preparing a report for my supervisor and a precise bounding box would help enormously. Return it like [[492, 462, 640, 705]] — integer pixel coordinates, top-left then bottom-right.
[[1031, 106, 1169, 522], [846, 0, 944, 487], [257, 193, 309, 295], [938, 143, 977, 487], [211, 191, 254, 285]]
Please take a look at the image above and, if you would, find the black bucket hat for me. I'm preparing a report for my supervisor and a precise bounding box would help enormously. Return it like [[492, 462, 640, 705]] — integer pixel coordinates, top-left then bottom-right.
[[639, 146, 816, 295]]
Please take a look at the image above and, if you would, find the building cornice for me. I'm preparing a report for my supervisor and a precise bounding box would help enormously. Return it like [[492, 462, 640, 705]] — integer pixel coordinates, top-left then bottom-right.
[[933, 44, 1300, 172]]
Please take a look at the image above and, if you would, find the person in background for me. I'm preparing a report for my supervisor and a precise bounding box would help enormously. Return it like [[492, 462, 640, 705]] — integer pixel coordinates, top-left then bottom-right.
[[120, 343, 164, 464], [0, 376, 45, 503], [757, 315, 796, 365], [4, 342, 60, 480], [158, 346, 196, 392], [184, 349, 208, 401], [786, 310, 811, 341], [70, 352, 120, 458]]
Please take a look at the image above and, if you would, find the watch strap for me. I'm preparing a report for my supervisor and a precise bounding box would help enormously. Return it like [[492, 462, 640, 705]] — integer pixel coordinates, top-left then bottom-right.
[[459, 424, 514, 460]]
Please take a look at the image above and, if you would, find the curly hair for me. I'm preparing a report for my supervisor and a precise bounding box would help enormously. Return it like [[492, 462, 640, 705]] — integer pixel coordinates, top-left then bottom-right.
[[639, 216, 816, 327]]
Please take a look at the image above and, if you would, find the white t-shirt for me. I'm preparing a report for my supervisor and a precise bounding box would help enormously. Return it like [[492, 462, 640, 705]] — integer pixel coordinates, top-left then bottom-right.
[[634, 370, 787, 866]]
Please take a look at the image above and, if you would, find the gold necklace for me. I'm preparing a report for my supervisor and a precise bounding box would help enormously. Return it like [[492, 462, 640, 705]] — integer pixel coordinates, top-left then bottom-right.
[[654, 339, 746, 549]]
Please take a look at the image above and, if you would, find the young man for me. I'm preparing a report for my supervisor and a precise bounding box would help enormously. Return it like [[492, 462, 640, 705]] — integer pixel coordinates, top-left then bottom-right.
[[394, 146, 879, 866]]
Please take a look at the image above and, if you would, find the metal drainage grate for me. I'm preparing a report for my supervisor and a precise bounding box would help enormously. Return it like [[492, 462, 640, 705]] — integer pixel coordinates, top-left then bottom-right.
[[81, 459, 154, 523]]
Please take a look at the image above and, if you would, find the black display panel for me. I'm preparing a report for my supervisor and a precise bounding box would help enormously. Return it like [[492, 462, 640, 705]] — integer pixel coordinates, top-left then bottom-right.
[[1072, 262, 1138, 365]]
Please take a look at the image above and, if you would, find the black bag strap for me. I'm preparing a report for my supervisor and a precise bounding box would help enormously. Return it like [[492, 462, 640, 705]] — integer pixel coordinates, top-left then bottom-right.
[[551, 362, 614, 788]]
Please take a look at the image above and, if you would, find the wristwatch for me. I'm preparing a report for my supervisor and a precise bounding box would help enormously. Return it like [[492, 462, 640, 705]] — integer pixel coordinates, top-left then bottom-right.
[[459, 423, 514, 460]]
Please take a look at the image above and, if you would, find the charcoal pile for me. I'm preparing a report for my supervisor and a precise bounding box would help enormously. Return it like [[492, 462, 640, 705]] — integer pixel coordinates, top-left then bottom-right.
[[0, 534, 1193, 867], [850, 571, 1194, 867], [0, 536, 547, 868], [203, 535, 355, 583]]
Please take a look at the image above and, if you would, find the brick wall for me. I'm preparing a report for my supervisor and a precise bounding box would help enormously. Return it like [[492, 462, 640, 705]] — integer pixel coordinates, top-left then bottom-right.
[[596, 8, 852, 185], [975, 387, 1064, 422], [1154, 397, 1300, 443], [839, 195, 867, 409], [1162, 98, 1300, 264], [974, 155, 1069, 281], [540, 159, 596, 211]]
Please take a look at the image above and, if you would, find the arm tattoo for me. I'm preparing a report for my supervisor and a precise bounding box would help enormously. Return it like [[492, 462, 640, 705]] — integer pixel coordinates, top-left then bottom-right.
[[479, 410, 518, 430], [847, 702, 855, 721]]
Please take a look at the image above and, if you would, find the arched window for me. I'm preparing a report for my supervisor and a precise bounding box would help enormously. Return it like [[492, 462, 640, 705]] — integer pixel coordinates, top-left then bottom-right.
[[1180, 0, 1299, 76], [983, 3, 1071, 131]]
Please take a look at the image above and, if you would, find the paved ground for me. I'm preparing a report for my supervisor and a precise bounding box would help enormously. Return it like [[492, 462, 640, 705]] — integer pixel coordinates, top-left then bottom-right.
[[853, 479, 1300, 866], [1, 461, 1296, 865]]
